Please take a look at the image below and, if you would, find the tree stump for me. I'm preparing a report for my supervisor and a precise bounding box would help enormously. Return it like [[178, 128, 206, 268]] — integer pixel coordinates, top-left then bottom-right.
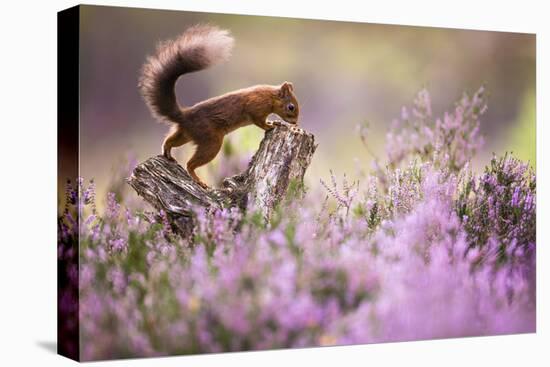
[[127, 124, 317, 237]]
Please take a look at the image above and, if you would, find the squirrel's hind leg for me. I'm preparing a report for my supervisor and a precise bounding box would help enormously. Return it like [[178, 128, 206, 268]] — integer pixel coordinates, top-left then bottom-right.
[[186, 137, 223, 189], [163, 125, 191, 160]]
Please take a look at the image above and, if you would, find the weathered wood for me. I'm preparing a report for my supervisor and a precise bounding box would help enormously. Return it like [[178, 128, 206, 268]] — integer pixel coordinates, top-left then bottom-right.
[[127, 124, 317, 236]]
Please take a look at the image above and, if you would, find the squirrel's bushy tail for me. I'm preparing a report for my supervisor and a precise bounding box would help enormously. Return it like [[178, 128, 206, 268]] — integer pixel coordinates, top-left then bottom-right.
[[139, 24, 234, 124]]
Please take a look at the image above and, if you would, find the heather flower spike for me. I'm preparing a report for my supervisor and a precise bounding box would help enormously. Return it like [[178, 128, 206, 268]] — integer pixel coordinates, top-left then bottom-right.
[[59, 88, 534, 360]]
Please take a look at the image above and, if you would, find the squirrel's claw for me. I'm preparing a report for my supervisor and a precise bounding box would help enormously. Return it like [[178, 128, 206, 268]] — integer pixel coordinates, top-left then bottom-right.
[[196, 180, 210, 190]]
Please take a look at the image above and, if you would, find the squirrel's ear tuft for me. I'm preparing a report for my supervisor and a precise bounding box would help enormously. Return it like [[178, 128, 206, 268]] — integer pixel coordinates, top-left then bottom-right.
[[279, 81, 294, 97]]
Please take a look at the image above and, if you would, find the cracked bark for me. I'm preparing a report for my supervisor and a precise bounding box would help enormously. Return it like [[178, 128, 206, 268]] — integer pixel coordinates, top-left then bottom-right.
[[127, 125, 317, 237]]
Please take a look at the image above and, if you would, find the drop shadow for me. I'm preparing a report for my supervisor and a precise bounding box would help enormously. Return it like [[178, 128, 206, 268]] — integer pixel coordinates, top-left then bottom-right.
[[36, 340, 57, 354]]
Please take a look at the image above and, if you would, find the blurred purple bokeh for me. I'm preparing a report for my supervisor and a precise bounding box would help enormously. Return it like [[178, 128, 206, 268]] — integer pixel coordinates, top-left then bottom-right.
[[76, 5, 535, 200]]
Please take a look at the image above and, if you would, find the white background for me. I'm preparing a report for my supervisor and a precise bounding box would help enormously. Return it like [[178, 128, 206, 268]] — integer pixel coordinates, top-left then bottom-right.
[[0, 0, 547, 366]]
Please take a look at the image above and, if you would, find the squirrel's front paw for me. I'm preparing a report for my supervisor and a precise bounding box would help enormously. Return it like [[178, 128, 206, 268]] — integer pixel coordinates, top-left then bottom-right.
[[266, 119, 283, 128]]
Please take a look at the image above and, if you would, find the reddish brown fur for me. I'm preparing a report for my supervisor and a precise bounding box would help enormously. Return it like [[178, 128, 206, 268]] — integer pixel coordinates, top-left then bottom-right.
[[139, 25, 300, 188]]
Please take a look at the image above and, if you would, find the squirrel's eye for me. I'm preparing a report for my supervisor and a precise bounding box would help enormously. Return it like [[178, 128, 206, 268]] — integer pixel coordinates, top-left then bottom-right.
[[287, 103, 295, 112]]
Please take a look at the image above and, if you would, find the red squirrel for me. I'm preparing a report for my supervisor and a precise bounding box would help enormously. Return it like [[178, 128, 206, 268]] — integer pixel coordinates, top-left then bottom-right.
[[139, 24, 300, 189]]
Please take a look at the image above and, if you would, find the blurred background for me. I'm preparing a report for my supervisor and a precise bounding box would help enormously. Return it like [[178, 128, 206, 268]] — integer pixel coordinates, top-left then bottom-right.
[[75, 5, 535, 203]]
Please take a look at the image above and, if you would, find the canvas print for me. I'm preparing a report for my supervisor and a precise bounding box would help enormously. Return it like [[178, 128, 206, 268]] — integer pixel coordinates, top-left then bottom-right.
[[57, 5, 536, 361]]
